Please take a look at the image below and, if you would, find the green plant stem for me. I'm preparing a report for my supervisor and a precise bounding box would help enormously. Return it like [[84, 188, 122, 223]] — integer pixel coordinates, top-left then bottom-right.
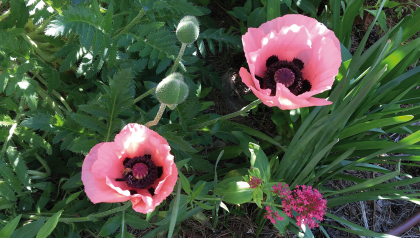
[[36, 86, 65, 118], [170, 43, 187, 74], [22, 201, 132, 223], [133, 87, 156, 103], [0, 99, 25, 162], [21, 34, 56, 62], [0, 9, 10, 21], [28, 153, 51, 179], [249, 201, 283, 208], [113, 9, 146, 39], [132, 43, 187, 103], [189, 99, 262, 130], [145, 103, 166, 127], [27, 14, 55, 37], [121, 209, 126, 238], [33, 72, 73, 114]]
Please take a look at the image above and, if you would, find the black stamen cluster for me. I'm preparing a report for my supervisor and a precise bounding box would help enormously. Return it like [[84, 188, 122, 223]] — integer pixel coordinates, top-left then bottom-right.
[[122, 155, 162, 190], [258, 55, 311, 96]]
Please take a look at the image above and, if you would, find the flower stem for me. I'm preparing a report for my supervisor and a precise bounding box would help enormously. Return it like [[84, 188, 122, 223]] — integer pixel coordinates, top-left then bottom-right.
[[145, 103, 166, 127], [189, 99, 262, 130], [113, 9, 146, 39], [133, 43, 187, 104], [170, 43, 187, 74], [133, 87, 156, 104], [22, 201, 132, 223]]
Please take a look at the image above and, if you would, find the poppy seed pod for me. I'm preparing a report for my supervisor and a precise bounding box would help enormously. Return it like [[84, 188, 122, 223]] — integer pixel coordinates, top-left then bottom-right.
[[156, 73, 189, 106], [176, 16, 199, 44]]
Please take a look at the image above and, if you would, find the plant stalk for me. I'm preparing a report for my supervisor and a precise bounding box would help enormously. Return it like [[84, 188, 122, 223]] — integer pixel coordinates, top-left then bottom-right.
[[170, 43, 187, 74], [0, 99, 25, 162], [145, 103, 166, 127], [133, 87, 156, 103], [113, 9, 146, 39]]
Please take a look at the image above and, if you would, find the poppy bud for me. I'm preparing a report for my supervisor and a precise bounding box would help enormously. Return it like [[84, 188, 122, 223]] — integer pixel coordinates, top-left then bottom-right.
[[176, 16, 199, 44], [156, 73, 189, 106]]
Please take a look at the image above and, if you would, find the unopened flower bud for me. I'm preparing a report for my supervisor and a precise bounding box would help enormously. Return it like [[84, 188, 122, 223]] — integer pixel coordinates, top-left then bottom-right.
[[176, 16, 199, 44], [156, 73, 189, 106]]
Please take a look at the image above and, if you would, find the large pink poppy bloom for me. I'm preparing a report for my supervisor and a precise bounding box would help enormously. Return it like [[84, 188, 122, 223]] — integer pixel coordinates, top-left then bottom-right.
[[239, 15, 341, 110], [82, 123, 178, 214]]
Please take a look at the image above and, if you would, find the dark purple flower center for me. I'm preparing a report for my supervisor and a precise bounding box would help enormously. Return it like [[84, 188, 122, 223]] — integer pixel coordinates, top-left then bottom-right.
[[275, 68, 295, 87], [118, 155, 163, 191], [256, 55, 311, 96]]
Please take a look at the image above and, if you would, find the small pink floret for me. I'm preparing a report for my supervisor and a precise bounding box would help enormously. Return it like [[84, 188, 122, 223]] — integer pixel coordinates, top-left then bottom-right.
[[248, 176, 262, 188], [273, 183, 327, 229]]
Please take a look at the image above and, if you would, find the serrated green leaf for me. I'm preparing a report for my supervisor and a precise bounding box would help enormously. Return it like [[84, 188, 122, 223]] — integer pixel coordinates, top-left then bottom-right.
[[14, 127, 52, 155], [0, 181, 16, 201], [0, 115, 14, 126], [125, 213, 151, 230]]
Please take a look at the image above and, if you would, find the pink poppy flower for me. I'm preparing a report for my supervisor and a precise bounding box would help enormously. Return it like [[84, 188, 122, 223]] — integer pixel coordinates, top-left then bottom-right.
[[239, 15, 341, 110], [81, 123, 178, 214]]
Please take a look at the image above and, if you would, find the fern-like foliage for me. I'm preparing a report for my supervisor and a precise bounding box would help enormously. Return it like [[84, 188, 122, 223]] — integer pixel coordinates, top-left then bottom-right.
[[197, 28, 242, 57]]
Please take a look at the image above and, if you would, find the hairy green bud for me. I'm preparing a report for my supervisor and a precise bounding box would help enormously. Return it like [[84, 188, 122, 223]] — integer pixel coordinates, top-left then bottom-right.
[[176, 16, 200, 44], [156, 73, 189, 106]]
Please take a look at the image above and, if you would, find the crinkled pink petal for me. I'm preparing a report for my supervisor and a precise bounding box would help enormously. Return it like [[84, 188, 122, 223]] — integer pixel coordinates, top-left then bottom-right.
[[82, 143, 130, 203], [241, 14, 341, 110]]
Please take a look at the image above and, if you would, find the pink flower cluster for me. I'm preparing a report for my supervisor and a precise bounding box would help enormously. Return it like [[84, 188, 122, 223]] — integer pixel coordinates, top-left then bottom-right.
[[248, 176, 262, 188], [264, 206, 283, 224], [273, 183, 327, 229]]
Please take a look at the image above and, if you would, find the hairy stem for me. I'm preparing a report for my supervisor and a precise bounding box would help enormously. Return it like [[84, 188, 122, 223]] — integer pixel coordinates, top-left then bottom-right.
[[170, 43, 187, 74], [145, 103, 166, 127], [22, 201, 132, 223], [113, 9, 146, 39], [133, 87, 156, 104], [189, 99, 262, 130]]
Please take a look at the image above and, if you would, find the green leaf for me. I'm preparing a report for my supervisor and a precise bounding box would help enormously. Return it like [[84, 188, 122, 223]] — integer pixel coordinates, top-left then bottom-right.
[[99, 215, 122, 236], [0, 115, 14, 126], [36, 184, 52, 212], [36, 210, 63, 238], [6, 147, 30, 187], [14, 127, 52, 155], [233, 7, 249, 21], [248, 7, 266, 28], [0, 215, 22, 237], [62, 172, 82, 190], [162, 131, 196, 152], [0, 161, 22, 195], [0, 181, 16, 201], [167, 179, 181, 238], [293, 0, 316, 16], [272, 207, 289, 234], [194, 201, 214, 210], [11, 218, 45, 238], [213, 181, 253, 204], [249, 143, 270, 182], [267, 0, 282, 20], [340, 115, 414, 139], [125, 213, 151, 230], [325, 213, 399, 238], [292, 138, 339, 187], [65, 190, 83, 204], [179, 172, 191, 195]]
